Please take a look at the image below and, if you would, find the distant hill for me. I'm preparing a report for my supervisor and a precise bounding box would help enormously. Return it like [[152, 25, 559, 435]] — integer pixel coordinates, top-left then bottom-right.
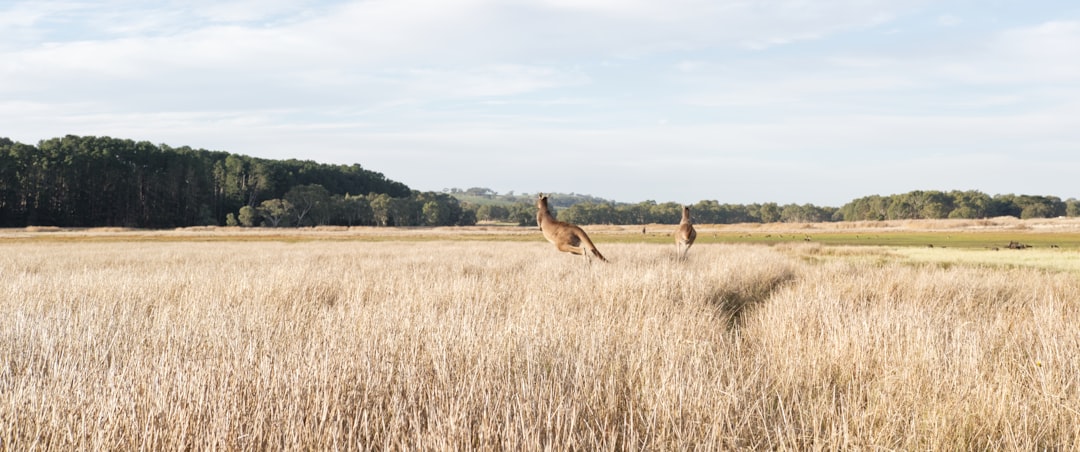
[[446, 187, 612, 209]]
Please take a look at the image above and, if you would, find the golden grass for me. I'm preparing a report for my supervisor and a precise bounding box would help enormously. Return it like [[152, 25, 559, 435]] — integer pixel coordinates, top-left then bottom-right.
[[2, 240, 1079, 449], [10, 217, 1080, 249]]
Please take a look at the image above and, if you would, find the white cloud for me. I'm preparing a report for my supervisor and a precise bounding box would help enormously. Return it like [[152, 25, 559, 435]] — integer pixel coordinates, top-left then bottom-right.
[[4, 1, 1080, 204], [395, 65, 590, 98], [1, 0, 923, 92], [192, 0, 322, 24]]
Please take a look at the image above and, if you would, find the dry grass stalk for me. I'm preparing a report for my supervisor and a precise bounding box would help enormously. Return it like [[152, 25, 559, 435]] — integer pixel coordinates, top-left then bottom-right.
[[1, 241, 1078, 450]]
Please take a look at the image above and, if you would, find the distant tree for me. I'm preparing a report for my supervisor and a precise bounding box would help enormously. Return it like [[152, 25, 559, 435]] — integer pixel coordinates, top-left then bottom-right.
[[389, 196, 420, 226], [759, 203, 781, 223], [1067, 199, 1080, 217], [238, 205, 259, 227], [790, 204, 834, 223], [948, 190, 995, 219], [464, 187, 496, 197], [839, 195, 888, 221], [623, 201, 655, 224], [476, 204, 509, 222], [886, 197, 918, 220], [1019, 197, 1063, 219], [717, 203, 759, 224], [919, 191, 953, 219], [991, 194, 1024, 217], [689, 200, 720, 224], [558, 203, 587, 225], [421, 200, 451, 226], [995, 194, 1064, 219], [780, 204, 831, 223], [337, 194, 374, 226], [258, 199, 293, 227], [458, 208, 477, 226], [649, 202, 682, 224], [369, 194, 392, 226], [285, 184, 331, 226], [507, 202, 536, 226]]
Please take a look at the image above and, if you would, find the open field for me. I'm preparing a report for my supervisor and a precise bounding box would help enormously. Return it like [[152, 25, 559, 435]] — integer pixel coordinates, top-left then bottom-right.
[[8, 216, 1080, 249], [3, 223, 1080, 449]]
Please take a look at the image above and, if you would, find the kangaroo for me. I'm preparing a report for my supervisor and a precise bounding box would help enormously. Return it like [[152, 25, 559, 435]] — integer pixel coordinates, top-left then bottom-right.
[[536, 194, 608, 262], [675, 205, 697, 260]]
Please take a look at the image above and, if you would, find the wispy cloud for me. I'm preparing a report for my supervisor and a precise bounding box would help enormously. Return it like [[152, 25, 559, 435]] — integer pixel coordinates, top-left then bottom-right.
[[2, 1, 1079, 204]]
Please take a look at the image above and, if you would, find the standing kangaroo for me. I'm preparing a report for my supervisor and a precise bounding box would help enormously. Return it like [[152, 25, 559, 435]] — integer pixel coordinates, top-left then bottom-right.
[[675, 205, 697, 260], [536, 194, 608, 262]]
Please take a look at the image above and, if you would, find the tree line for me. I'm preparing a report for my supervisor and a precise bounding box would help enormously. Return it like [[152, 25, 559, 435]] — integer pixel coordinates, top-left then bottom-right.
[[0, 135, 473, 228], [226, 188, 475, 228], [4, 136, 1077, 228], [472, 198, 835, 225], [836, 190, 1077, 221], [468, 190, 1080, 225]]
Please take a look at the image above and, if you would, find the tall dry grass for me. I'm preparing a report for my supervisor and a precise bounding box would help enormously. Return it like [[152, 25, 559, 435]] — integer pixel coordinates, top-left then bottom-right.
[[2, 240, 1078, 450]]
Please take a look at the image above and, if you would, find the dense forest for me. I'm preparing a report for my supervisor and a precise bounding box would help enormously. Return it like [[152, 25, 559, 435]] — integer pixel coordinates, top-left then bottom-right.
[[0, 135, 473, 228], [3, 135, 1077, 228]]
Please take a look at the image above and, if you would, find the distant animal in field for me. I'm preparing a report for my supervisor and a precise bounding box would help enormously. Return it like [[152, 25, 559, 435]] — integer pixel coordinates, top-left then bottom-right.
[[674, 205, 697, 260], [536, 194, 608, 263]]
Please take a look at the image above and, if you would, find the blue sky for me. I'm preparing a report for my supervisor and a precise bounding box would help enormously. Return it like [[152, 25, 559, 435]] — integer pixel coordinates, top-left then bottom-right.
[[2, 0, 1079, 206]]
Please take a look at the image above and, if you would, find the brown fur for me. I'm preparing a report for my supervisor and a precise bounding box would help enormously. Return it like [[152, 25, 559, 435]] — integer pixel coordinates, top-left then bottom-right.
[[536, 194, 608, 262], [675, 205, 697, 260]]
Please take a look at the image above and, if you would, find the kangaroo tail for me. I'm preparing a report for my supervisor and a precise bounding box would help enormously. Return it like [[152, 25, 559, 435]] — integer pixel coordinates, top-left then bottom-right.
[[579, 231, 608, 263], [591, 247, 608, 263]]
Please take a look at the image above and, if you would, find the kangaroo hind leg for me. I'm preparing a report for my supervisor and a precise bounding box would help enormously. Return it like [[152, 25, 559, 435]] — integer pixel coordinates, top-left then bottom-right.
[[556, 242, 586, 256]]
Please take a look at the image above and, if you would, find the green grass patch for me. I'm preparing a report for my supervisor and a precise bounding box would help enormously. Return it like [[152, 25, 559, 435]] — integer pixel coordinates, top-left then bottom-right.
[[891, 246, 1080, 274], [595, 230, 1080, 250]]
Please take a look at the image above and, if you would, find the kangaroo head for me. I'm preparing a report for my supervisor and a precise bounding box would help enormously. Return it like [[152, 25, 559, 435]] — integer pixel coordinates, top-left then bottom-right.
[[536, 194, 550, 230]]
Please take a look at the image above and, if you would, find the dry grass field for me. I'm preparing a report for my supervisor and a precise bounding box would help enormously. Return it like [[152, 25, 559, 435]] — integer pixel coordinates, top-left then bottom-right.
[[3, 225, 1080, 450]]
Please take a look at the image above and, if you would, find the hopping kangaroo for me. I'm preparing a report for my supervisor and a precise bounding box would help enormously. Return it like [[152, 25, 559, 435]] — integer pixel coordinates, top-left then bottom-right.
[[675, 205, 697, 260], [536, 194, 608, 262]]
